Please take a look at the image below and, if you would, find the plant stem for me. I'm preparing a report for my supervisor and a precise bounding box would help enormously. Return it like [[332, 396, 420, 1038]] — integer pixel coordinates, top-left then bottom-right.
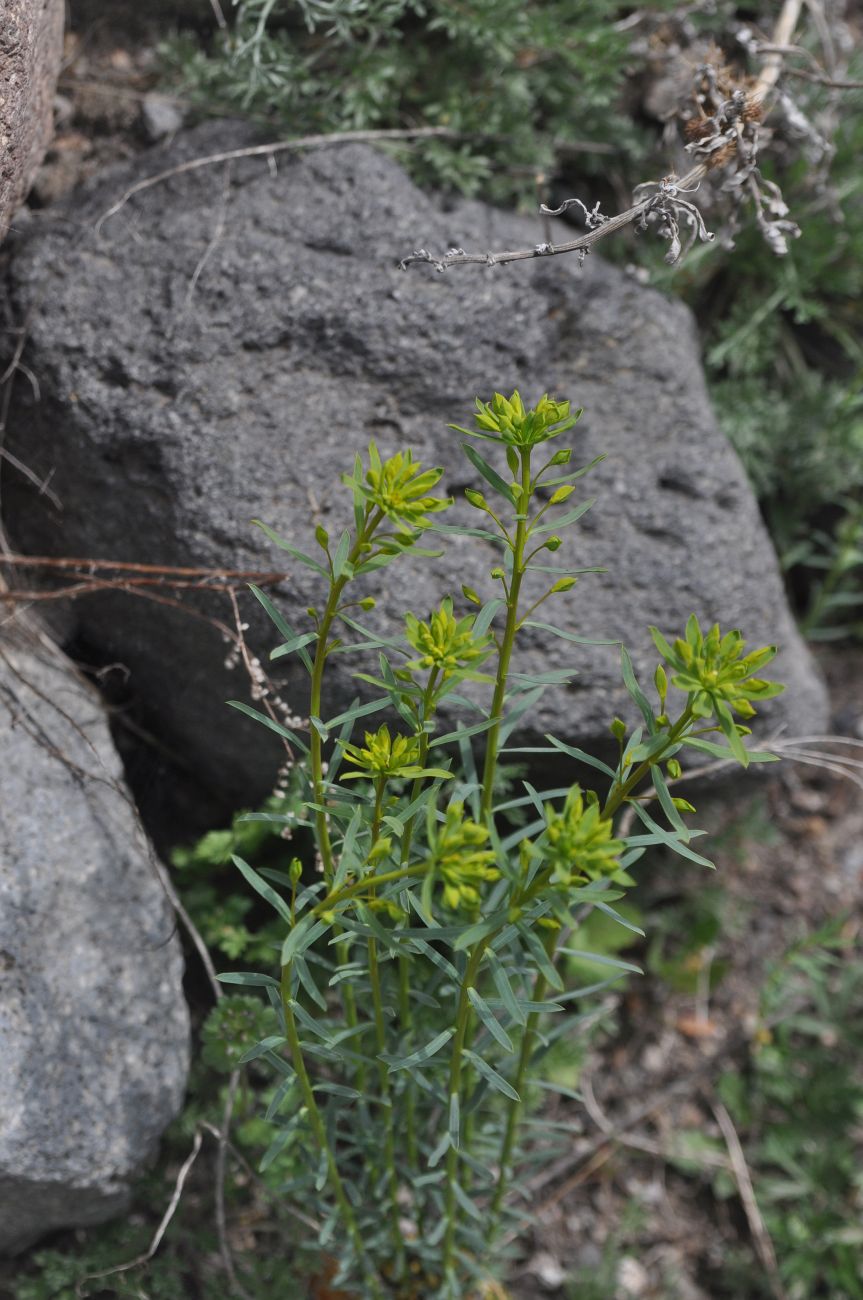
[[480, 448, 532, 823], [396, 678, 437, 1172], [441, 940, 488, 1279], [280, 964, 383, 1299], [488, 927, 555, 1230], [368, 780, 407, 1277], [601, 705, 695, 821], [307, 508, 381, 1051]]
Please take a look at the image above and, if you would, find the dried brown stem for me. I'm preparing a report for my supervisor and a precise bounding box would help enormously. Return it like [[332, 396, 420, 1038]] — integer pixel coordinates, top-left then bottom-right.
[[712, 1099, 789, 1300], [94, 126, 466, 234]]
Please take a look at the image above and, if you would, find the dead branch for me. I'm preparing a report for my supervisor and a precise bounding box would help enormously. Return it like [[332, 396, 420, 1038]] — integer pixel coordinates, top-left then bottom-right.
[[400, 0, 817, 275], [76, 1130, 205, 1297], [712, 1099, 789, 1300], [94, 126, 467, 234]]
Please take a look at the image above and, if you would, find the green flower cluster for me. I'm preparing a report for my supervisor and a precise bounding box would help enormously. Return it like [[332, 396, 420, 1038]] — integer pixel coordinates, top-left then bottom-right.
[[425, 802, 499, 910], [356, 443, 451, 534], [340, 724, 450, 783], [544, 787, 625, 886], [650, 615, 784, 721], [464, 390, 580, 448], [404, 598, 493, 681]]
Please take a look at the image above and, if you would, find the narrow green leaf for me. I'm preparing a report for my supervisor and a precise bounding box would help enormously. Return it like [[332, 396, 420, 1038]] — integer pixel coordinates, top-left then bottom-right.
[[472, 597, 505, 638], [237, 1035, 287, 1065], [523, 621, 619, 646], [385, 1028, 454, 1072], [462, 442, 516, 505], [232, 855, 293, 923], [227, 701, 310, 754], [532, 498, 595, 533], [270, 631, 319, 662], [449, 1092, 461, 1149], [463, 1050, 520, 1100], [249, 584, 314, 672], [487, 949, 527, 1027], [251, 520, 329, 575], [468, 987, 514, 1052], [216, 971, 280, 989], [282, 916, 331, 964], [331, 529, 352, 579], [325, 695, 391, 731], [294, 954, 327, 1011], [520, 925, 564, 991], [652, 765, 690, 840], [430, 716, 496, 747], [452, 1178, 483, 1220], [620, 645, 655, 730]]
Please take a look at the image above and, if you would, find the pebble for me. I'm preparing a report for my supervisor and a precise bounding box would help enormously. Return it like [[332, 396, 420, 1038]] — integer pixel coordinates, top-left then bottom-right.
[[141, 93, 184, 142]]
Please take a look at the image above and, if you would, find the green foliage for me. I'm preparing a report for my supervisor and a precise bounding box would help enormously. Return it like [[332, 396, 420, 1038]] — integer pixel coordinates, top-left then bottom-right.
[[660, 56, 863, 639], [159, 0, 660, 202], [714, 922, 863, 1299], [171, 777, 306, 963], [213, 391, 781, 1297]]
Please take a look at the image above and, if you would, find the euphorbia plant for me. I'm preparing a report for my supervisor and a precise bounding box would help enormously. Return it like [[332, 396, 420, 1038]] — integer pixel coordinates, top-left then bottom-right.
[[223, 392, 782, 1297]]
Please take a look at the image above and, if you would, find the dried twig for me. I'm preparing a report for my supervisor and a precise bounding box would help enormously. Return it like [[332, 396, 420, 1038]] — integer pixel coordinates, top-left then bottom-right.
[[180, 163, 233, 317], [711, 1099, 789, 1300], [215, 1070, 255, 1300], [75, 1130, 205, 1297], [94, 126, 465, 234]]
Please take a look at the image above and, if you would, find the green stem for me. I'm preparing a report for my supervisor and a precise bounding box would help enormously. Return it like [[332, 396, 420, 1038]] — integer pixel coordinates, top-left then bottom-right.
[[280, 964, 383, 1299], [488, 926, 555, 1229], [601, 705, 694, 821], [368, 781, 406, 1277], [396, 674, 437, 1171], [480, 448, 532, 823], [441, 940, 488, 1279], [307, 508, 382, 1054]]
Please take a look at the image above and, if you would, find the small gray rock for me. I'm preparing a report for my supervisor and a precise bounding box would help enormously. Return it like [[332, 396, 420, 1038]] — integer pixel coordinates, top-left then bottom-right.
[[140, 94, 185, 143], [0, 626, 189, 1254]]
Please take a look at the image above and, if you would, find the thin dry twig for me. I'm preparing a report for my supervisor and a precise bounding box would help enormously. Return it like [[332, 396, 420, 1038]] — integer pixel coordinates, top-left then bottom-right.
[[75, 1130, 205, 1297], [94, 126, 465, 234], [215, 1070, 255, 1300], [711, 1099, 789, 1300], [181, 163, 233, 317]]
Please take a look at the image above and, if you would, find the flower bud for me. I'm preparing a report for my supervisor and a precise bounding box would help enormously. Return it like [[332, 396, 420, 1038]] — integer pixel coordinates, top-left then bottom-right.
[[550, 448, 572, 466], [666, 757, 682, 779], [358, 596, 376, 611], [315, 524, 330, 550], [461, 584, 481, 606], [671, 797, 696, 813], [464, 488, 487, 510], [490, 567, 505, 580], [544, 535, 562, 552], [550, 576, 577, 593], [289, 857, 303, 884], [610, 717, 626, 742], [550, 485, 575, 504]]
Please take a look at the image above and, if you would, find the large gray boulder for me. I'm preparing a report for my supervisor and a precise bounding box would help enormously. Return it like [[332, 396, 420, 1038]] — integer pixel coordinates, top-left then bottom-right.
[[0, 622, 189, 1254], [0, 124, 827, 807], [0, 0, 65, 242]]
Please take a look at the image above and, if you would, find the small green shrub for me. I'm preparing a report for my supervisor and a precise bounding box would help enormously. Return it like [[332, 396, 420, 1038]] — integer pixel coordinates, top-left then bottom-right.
[[714, 921, 863, 1299], [219, 390, 782, 1297], [159, 0, 662, 203]]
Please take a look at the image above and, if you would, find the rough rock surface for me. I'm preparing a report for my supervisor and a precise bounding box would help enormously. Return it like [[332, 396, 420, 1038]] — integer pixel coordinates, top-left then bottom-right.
[[0, 0, 65, 242], [0, 123, 828, 807], [0, 624, 189, 1254]]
